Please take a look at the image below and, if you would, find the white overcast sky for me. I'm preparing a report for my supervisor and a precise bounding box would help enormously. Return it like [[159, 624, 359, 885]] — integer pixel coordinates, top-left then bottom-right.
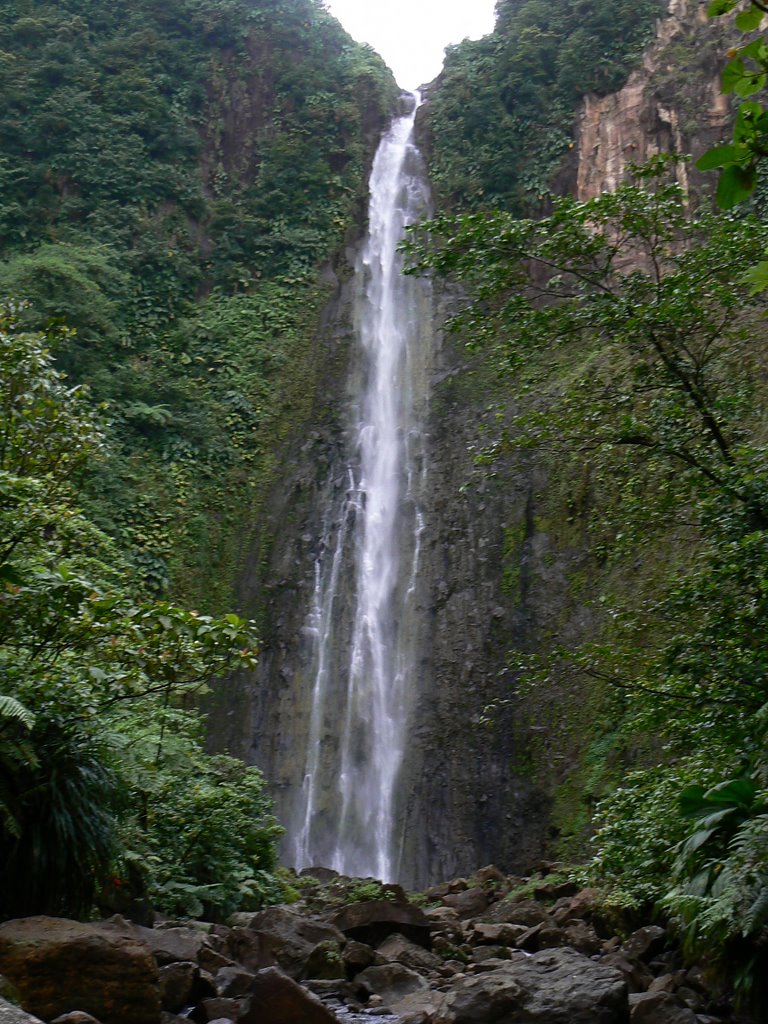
[[323, 0, 498, 90]]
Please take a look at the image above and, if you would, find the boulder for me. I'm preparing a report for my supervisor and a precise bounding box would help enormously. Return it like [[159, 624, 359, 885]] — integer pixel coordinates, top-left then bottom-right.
[[620, 926, 667, 963], [482, 899, 553, 928], [356, 963, 429, 1004], [434, 947, 628, 1023], [469, 923, 526, 947], [238, 967, 340, 1024], [158, 961, 203, 1012], [301, 940, 346, 981], [213, 966, 257, 998], [200, 997, 241, 1021], [377, 934, 442, 973], [391, 989, 448, 1024], [224, 928, 274, 973], [341, 940, 377, 976], [331, 901, 431, 949], [629, 991, 697, 1023], [0, 917, 160, 1024], [245, 908, 345, 978], [120, 923, 206, 967], [441, 889, 489, 920], [50, 1015, 103, 1024], [0, 999, 44, 1024]]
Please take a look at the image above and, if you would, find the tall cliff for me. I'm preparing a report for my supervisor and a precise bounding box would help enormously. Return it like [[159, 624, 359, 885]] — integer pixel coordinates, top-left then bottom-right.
[[230, 0, 742, 885]]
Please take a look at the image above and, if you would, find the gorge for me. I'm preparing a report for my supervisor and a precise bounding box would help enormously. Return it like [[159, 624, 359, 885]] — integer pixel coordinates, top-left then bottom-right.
[[1, 0, 767, 1014]]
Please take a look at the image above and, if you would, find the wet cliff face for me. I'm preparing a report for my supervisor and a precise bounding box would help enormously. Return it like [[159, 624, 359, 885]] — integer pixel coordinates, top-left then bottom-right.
[[574, 0, 731, 201], [224, 0, 737, 887]]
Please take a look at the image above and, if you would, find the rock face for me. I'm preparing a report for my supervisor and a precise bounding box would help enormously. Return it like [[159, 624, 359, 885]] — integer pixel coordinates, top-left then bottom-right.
[[435, 948, 628, 1024], [574, 0, 732, 202], [0, 998, 44, 1024], [219, 0, 740, 889], [0, 918, 160, 1024]]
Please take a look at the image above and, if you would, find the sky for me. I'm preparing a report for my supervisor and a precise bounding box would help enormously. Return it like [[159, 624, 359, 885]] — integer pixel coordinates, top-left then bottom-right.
[[323, 0, 498, 90]]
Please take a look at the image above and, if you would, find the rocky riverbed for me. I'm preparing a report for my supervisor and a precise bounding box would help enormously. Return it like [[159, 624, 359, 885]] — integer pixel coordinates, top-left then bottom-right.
[[0, 866, 746, 1024]]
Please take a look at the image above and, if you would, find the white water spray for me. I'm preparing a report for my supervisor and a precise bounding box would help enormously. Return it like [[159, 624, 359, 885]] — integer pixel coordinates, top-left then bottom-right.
[[292, 97, 433, 881]]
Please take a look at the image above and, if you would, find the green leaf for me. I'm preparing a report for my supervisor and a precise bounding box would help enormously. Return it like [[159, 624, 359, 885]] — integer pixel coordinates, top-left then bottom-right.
[[736, 6, 765, 31], [716, 163, 757, 208], [696, 144, 744, 170], [0, 562, 23, 585], [742, 259, 768, 294], [704, 777, 757, 808], [722, 58, 746, 94], [707, 0, 739, 14], [735, 72, 767, 97]]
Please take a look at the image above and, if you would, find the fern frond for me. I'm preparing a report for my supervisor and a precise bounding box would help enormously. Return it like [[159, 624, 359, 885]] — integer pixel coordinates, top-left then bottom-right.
[[0, 694, 35, 730]]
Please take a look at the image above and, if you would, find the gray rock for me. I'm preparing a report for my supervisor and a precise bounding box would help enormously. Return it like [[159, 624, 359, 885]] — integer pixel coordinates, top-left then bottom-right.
[[237, 967, 340, 1024], [214, 966, 257, 998], [620, 926, 667, 963], [356, 964, 429, 1004], [482, 899, 553, 928], [342, 940, 377, 976], [377, 934, 442, 974], [441, 889, 489, 920], [0, 917, 160, 1024], [50, 1015, 103, 1024], [127, 924, 206, 967], [629, 991, 697, 1023], [0, 1000, 43, 1024], [469, 923, 526, 946], [159, 961, 200, 1012], [302, 940, 346, 981], [434, 946, 628, 1023], [331, 901, 432, 950], [246, 907, 345, 978]]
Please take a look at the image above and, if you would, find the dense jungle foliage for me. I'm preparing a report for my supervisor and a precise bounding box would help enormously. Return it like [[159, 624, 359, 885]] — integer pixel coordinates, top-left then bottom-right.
[[0, 0, 397, 919], [412, 0, 768, 1008], [423, 0, 664, 211]]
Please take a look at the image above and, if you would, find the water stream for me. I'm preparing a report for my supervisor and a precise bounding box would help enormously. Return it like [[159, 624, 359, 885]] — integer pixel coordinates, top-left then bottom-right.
[[290, 95, 433, 881]]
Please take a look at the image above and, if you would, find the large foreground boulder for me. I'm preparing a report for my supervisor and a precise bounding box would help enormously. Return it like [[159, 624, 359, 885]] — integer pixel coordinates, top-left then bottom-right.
[[434, 947, 629, 1024], [0, 918, 160, 1024], [241, 908, 345, 978]]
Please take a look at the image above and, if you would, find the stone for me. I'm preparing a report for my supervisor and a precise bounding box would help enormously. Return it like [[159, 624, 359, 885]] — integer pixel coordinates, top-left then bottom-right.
[[602, 952, 655, 994], [224, 929, 274, 973], [551, 888, 601, 925], [246, 907, 345, 978], [0, 999, 44, 1024], [441, 889, 489, 920], [302, 940, 346, 981], [0, 917, 160, 1024], [433, 947, 628, 1023], [198, 947, 235, 974], [50, 1015, 103, 1024], [629, 991, 697, 1023], [123, 924, 206, 967], [356, 964, 430, 1004], [424, 908, 464, 943], [159, 961, 199, 1012], [201, 997, 242, 1021], [238, 967, 340, 1024], [620, 926, 667, 963], [214, 966, 257, 998], [469, 922, 525, 946], [562, 919, 602, 955], [341, 940, 377, 976], [376, 934, 442, 973], [482, 899, 552, 928], [391, 989, 448, 1024], [533, 880, 579, 900], [331, 901, 432, 949]]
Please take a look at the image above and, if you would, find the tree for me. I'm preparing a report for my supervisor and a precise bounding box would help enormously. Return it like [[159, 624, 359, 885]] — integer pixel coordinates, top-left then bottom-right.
[[0, 307, 280, 919]]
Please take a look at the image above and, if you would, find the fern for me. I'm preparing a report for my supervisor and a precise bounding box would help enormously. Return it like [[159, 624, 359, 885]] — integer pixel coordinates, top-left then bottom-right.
[[0, 694, 35, 731]]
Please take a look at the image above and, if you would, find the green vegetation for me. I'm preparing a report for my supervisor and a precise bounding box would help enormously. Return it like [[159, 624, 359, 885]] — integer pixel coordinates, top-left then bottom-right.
[[0, 310, 284, 919], [0, 0, 397, 606], [0, 0, 398, 921], [424, 0, 662, 212], [408, 163, 768, 999]]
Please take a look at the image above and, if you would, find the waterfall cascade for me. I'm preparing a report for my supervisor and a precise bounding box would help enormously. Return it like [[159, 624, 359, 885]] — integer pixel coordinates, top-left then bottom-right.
[[290, 96, 434, 882]]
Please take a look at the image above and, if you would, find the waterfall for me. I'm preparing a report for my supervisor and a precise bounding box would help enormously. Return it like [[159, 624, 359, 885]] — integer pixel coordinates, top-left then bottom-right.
[[290, 95, 433, 882]]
